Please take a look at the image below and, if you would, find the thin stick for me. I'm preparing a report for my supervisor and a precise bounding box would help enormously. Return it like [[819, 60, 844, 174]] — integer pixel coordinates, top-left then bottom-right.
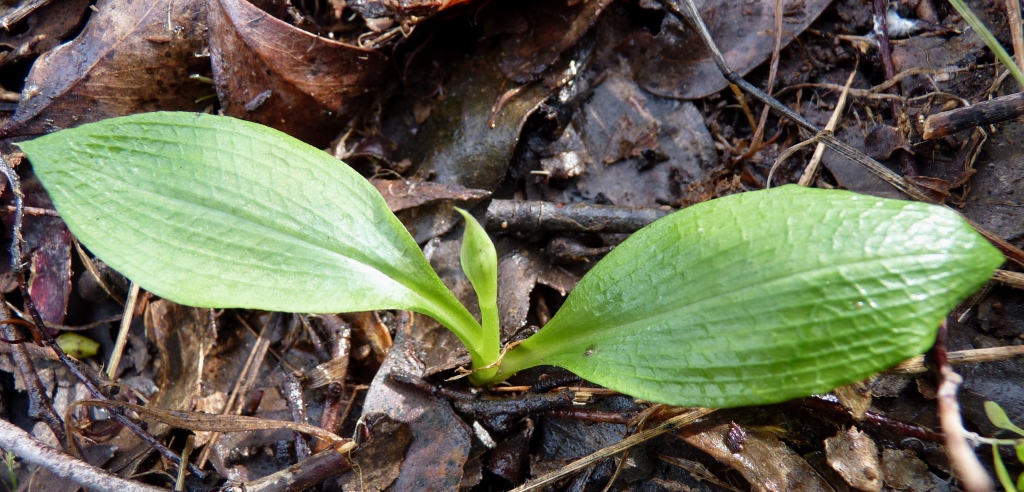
[[745, 0, 784, 156], [888, 345, 1024, 374], [799, 69, 857, 186], [1005, 0, 1024, 73], [0, 205, 59, 217], [0, 300, 69, 450], [174, 434, 195, 492], [195, 314, 274, 468], [0, 417, 166, 492], [510, 407, 714, 491], [933, 322, 994, 491], [0, 0, 54, 31], [106, 281, 140, 379], [992, 269, 1024, 289]]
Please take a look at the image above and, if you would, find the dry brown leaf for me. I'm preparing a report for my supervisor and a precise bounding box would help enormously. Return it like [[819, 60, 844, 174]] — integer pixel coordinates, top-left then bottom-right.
[[634, 0, 831, 99], [208, 0, 390, 146], [0, 0, 211, 138]]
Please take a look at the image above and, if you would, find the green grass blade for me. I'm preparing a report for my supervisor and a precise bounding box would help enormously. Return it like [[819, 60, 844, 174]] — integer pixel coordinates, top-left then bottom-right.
[[497, 186, 1003, 407], [20, 112, 484, 363], [946, 0, 1024, 88]]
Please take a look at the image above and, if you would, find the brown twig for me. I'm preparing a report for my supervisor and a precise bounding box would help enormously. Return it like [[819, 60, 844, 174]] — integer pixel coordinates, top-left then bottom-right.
[[889, 345, 1024, 374], [1004, 0, 1024, 73], [799, 69, 857, 186], [0, 0, 54, 31], [0, 302, 70, 450], [222, 447, 353, 492], [743, 0, 784, 158], [196, 313, 275, 468], [922, 92, 1024, 140], [873, 0, 918, 176], [992, 269, 1024, 290], [283, 375, 311, 461], [0, 417, 166, 492], [509, 407, 715, 492], [485, 200, 669, 234]]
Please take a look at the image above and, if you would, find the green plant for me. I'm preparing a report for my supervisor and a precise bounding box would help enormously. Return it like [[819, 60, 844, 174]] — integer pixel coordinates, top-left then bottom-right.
[[985, 401, 1024, 491], [3, 449, 15, 492], [17, 112, 1003, 406]]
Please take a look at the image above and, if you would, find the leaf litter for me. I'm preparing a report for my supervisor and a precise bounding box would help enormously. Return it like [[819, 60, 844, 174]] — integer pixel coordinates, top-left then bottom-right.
[[2, 0, 1024, 490]]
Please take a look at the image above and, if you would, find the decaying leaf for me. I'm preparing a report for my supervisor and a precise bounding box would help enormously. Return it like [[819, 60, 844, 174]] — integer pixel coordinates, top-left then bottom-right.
[[683, 422, 836, 492], [824, 427, 882, 492], [0, 166, 71, 324], [493, 0, 610, 83], [0, 0, 211, 138], [0, 0, 90, 68], [361, 314, 472, 490], [208, 0, 390, 146], [635, 0, 832, 99], [371, 178, 490, 213]]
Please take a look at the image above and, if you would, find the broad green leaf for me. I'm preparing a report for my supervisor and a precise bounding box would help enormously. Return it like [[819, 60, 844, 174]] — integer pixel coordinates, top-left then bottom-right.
[[20, 112, 485, 362], [496, 186, 1003, 407], [987, 401, 1024, 437]]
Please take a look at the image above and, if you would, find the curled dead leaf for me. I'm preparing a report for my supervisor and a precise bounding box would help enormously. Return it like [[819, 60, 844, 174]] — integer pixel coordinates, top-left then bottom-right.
[[208, 0, 390, 146]]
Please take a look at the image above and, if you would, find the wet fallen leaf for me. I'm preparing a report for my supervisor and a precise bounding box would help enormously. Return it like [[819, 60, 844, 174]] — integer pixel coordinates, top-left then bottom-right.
[[208, 0, 390, 146], [385, 37, 554, 191], [336, 414, 412, 491], [0, 0, 90, 68], [959, 120, 1024, 241], [361, 314, 471, 490], [528, 72, 717, 207], [371, 178, 490, 213], [0, 167, 71, 324], [824, 427, 882, 492], [491, 0, 610, 83], [0, 0, 210, 138], [683, 422, 836, 492], [635, 0, 831, 99]]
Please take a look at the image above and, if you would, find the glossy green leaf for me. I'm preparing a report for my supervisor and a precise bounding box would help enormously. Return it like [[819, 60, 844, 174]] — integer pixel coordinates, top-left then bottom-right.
[[19, 112, 486, 364], [496, 186, 1003, 407], [987, 401, 1024, 437]]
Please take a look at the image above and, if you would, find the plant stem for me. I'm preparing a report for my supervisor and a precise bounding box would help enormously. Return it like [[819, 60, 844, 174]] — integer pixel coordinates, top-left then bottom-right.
[[469, 302, 501, 384]]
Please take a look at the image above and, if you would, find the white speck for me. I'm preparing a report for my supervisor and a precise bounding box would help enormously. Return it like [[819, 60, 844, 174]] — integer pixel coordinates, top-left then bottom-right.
[[473, 421, 496, 448]]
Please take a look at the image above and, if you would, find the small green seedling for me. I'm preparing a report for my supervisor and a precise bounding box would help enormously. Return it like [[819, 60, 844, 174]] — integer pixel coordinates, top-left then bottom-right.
[[17, 112, 1003, 407], [55, 332, 100, 359], [985, 401, 1024, 491], [3, 449, 15, 492]]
